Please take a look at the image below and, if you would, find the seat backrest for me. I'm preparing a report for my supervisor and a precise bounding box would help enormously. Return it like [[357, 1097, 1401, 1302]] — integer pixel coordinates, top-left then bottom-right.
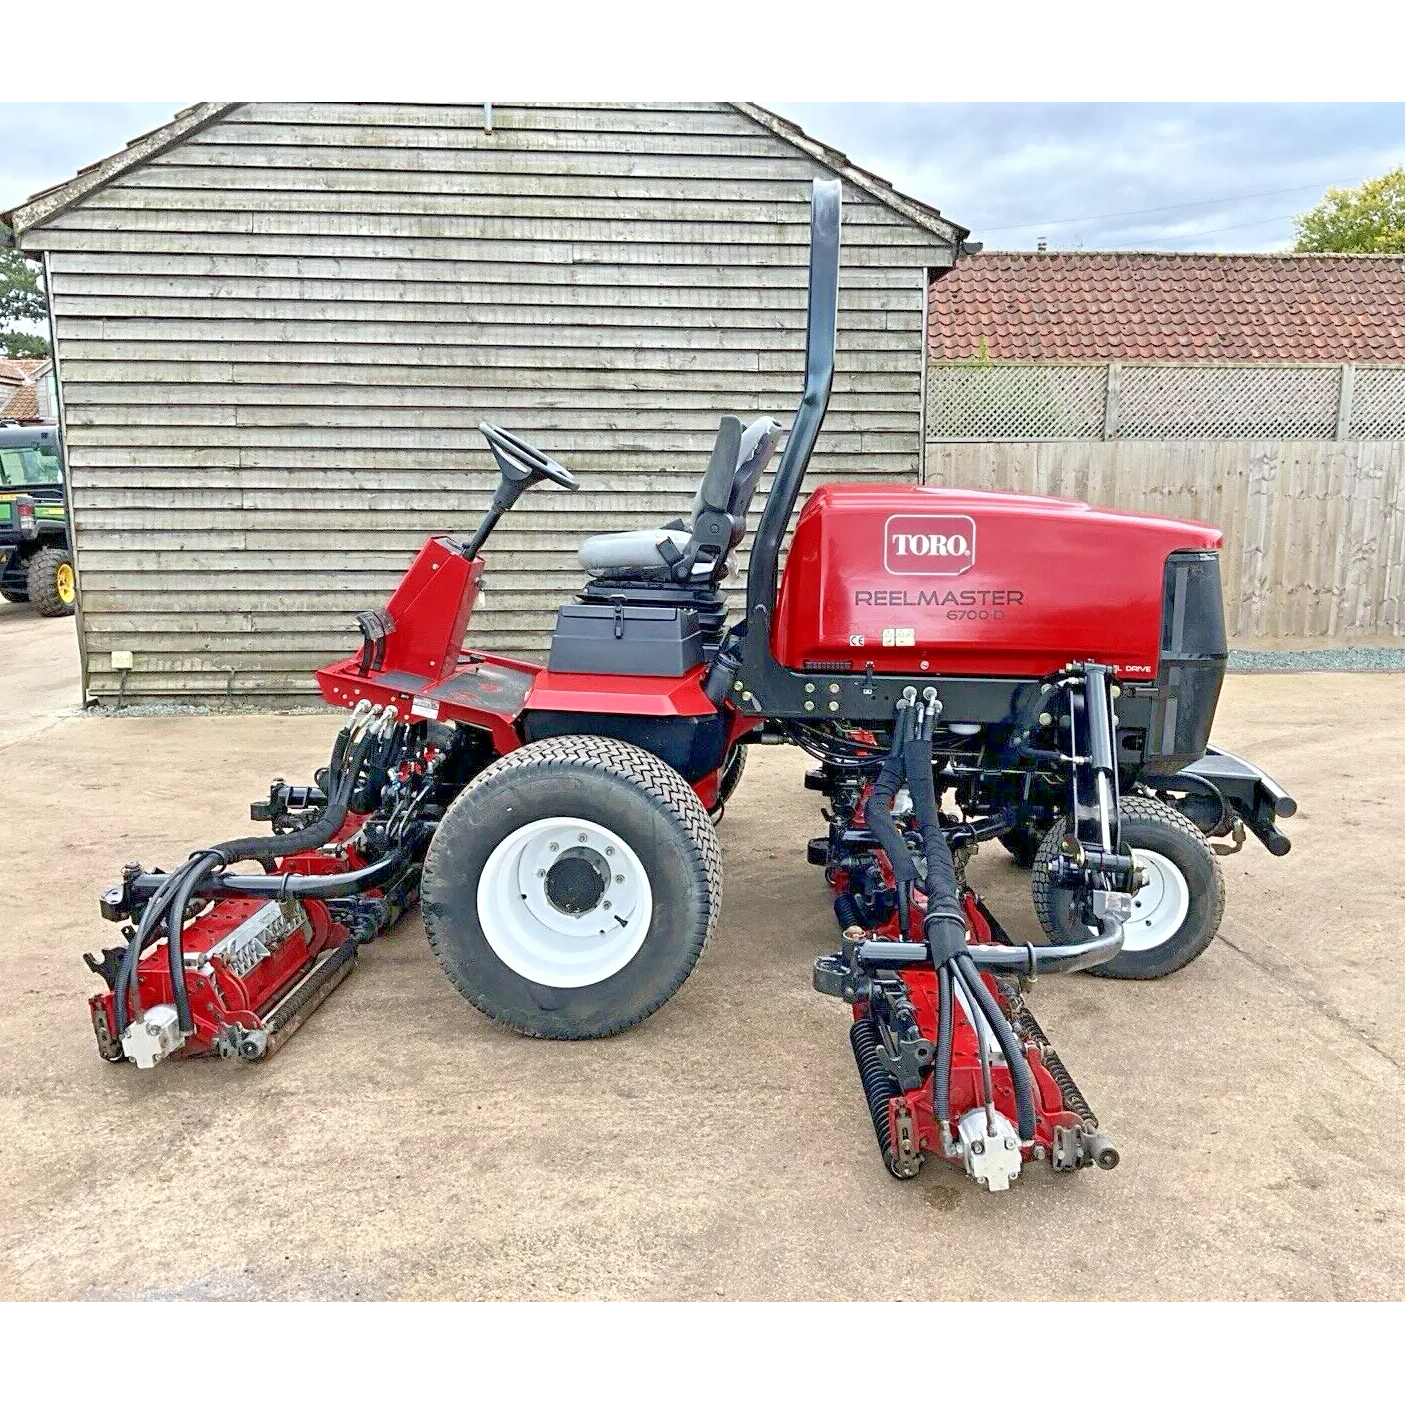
[[690, 415, 783, 548], [725, 416, 782, 536]]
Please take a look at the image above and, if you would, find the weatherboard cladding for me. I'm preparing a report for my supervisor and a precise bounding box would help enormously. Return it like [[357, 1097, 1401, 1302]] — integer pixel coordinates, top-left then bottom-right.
[[18, 102, 955, 701], [929, 251, 1405, 363]]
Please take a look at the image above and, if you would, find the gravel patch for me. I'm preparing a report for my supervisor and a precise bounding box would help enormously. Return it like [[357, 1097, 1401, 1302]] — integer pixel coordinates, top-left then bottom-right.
[[1229, 647, 1405, 673], [84, 698, 334, 718]]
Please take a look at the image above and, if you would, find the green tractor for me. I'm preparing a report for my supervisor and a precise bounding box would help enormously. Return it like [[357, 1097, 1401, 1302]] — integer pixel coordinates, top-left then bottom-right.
[[0, 423, 75, 617]]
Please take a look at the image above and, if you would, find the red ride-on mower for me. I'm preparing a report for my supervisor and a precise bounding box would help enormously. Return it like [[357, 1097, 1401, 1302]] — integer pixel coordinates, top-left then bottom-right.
[[86, 183, 1294, 1192]]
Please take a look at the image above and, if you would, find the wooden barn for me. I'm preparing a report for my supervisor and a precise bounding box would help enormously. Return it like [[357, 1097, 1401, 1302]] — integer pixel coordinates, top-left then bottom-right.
[[2, 102, 968, 703]]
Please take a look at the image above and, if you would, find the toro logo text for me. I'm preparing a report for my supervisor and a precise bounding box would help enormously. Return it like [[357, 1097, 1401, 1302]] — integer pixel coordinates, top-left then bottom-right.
[[883, 514, 977, 577]]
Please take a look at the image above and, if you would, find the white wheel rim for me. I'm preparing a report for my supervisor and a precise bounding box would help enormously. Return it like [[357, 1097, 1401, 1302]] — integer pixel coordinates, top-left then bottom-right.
[[1123, 847, 1191, 952], [476, 816, 652, 988]]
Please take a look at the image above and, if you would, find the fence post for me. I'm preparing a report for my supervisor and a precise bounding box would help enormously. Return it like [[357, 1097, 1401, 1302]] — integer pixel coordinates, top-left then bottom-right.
[[1335, 362, 1355, 441], [1103, 361, 1122, 440]]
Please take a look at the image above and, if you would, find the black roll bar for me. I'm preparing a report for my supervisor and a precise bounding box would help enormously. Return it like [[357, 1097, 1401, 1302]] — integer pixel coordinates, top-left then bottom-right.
[[743, 178, 842, 627]]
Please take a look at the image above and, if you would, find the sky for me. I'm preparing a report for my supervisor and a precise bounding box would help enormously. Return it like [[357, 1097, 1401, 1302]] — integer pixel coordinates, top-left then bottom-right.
[[2, 102, 1404, 252]]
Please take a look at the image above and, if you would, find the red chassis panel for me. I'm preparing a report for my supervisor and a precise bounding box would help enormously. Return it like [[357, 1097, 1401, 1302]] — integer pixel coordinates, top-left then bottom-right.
[[314, 534, 743, 807]]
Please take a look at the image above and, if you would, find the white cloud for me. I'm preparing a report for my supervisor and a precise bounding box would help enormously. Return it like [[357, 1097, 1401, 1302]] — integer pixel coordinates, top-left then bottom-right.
[[771, 102, 1405, 252]]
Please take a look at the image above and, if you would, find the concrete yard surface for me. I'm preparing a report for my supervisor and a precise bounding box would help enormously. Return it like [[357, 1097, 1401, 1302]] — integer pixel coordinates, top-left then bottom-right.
[[1, 600, 1402, 1300]]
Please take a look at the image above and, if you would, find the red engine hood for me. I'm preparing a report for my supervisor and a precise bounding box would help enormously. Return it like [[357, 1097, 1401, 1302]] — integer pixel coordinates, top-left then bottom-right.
[[772, 485, 1222, 679]]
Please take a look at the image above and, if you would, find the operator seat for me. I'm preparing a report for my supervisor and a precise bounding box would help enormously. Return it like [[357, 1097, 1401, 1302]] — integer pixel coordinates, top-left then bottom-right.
[[578, 415, 782, 585]]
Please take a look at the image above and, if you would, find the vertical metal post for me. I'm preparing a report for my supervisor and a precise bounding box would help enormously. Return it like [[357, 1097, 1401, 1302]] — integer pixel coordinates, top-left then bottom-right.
[[1335, 362, 1355, 441], [917, 269, 932, 483], [1102, 361, 1123, 440], [41, 249, 90, 707]]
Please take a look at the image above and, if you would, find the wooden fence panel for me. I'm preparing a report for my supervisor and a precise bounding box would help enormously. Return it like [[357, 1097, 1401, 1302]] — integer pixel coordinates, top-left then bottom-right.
[[926, 439, 1405, 639]]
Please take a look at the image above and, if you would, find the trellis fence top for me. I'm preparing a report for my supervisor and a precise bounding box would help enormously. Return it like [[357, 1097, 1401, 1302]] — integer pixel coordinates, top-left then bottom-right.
[[925, 360, 1405, 442]]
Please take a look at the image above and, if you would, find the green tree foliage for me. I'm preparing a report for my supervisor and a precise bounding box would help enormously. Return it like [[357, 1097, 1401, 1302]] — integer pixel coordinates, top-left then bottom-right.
[[1293, 168, 1405, 254], [0, 249, 51, 357]]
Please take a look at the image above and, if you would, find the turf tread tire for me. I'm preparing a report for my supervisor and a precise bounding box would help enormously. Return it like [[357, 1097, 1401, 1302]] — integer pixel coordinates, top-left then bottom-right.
[[422, 735, 722, 1040], [1031, 793, 1225, 980], [26, 546, 74, 617]]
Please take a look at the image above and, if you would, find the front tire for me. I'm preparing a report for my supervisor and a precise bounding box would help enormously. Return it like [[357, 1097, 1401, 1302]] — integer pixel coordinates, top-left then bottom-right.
[[1032, 794, 1225, 979], [27, 547, 76, 617], [421, 735, 722, 1038]]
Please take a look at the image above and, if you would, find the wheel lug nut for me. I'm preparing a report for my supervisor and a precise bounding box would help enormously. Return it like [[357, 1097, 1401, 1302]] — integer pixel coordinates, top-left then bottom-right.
[[536, 868, 546, 878], [614, 874, 624, 883]]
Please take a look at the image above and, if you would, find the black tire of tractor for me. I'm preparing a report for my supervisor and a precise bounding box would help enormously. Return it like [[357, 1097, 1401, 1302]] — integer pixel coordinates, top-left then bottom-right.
[[26, 547, 75, 617], [1031, 794, 1225, 980], [421, 735, 723, 1039], [998, 823, 1043, 868], [0, 586, 29, 604]]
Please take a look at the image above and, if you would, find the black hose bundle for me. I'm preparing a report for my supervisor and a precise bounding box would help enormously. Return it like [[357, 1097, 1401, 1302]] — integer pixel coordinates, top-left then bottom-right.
[[114, 704, 395, 1041], [863, 699, 918, 937], [861, 687, 1038, 1145]]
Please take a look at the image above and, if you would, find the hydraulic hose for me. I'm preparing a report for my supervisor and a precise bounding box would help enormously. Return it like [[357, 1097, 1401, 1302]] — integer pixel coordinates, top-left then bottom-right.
[[904, 732, 963, 931], [163, 851, 224, 1035], [955, 951, 1036, 1141], [115, 880, 180, 1038], [902, 692, 1037, 1143], [863, 700, 918, 890], [116, 706, 391, 1041], [209, 719, 384, 865], [934, 963, 953, 1128], [127, 846, 414, 903]]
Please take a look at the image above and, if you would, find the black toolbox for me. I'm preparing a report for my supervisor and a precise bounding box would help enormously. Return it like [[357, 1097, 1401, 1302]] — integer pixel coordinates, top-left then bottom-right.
[[547, 602, 705, 677]]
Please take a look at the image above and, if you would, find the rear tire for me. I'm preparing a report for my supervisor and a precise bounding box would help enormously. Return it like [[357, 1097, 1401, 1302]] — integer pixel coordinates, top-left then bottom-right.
[[421, 735, 722, 1039], [0, 586, 28, 604], [1032, 794, 1224, 979], [27, 547, 76, 617]]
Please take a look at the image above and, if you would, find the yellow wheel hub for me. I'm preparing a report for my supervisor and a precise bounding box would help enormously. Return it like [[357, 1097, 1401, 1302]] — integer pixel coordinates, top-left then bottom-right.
[[56, 562, 76, 605]]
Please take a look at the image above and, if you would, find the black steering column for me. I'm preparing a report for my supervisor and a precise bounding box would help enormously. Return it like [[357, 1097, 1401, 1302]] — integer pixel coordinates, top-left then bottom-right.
[[463, 421, 581, 560]]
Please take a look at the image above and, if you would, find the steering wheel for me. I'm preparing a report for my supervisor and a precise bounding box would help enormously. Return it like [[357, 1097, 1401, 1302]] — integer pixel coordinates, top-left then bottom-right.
[[479, 421, 581, 493], [534, 455, 580, 492]]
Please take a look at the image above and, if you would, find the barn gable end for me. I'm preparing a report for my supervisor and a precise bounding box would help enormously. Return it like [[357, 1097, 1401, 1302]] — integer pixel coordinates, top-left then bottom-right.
[[12, 102, 960, 702]]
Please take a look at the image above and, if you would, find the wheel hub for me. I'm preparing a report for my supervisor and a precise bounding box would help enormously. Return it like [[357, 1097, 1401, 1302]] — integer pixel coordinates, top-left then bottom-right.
[[1124, 847, 1191, 952], [544, 847, 609, 915], [476, 816, 653, 988]]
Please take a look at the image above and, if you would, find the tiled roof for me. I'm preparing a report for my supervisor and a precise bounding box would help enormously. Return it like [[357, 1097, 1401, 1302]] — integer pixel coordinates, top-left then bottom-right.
[[0, 359, 51, 422], [929, 252, 1405, 362], [0, 358, 47, 383], [1, 382, 39, 421]]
